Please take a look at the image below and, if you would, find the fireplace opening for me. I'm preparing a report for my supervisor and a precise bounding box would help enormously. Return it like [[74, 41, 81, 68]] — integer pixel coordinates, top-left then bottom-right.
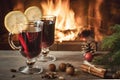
[[39, 0, 105, 42]]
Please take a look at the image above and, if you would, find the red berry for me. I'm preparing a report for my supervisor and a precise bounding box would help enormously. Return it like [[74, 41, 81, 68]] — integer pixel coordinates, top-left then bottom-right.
[[84, 52, 93, 62]]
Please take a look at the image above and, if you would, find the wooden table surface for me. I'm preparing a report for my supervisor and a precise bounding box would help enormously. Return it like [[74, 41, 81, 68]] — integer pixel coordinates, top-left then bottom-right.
[[0, 50, 101, 80]]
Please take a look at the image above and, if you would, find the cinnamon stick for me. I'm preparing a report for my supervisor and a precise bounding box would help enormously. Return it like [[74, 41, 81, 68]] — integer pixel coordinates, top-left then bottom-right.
[[80, 64, 106, 78]]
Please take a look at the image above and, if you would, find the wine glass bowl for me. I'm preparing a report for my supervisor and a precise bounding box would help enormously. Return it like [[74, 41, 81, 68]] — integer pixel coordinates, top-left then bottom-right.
[[8, 21, 43, 74]]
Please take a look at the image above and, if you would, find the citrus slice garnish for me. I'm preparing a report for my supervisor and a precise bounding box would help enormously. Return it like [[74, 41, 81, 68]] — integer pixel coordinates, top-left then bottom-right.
[[4, 11, 28, 34], [24, 6, 42, 21]]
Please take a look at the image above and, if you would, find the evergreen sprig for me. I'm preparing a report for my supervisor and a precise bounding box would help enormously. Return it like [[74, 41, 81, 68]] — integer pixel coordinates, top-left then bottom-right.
[[93, 24, 120, 66], [102, 24, 120, 50]]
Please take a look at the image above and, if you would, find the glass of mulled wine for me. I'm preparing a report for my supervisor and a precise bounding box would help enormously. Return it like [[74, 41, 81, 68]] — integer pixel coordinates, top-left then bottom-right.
[[38, 15, 56, 62], [8, 21, 43, 74]]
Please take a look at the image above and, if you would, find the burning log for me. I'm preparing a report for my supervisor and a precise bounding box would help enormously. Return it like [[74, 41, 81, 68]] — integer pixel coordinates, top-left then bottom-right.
[[56, 29, 77, 34], [55, 29, 78, 42], [78, 29, 94, 39], [78, 29, 95, 43]]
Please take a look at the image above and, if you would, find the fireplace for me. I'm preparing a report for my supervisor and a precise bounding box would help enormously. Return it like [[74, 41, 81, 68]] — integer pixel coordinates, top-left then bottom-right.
[[0, 0, 120, 50]]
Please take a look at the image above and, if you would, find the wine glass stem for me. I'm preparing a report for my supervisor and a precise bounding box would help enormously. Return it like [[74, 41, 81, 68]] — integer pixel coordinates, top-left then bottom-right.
[[26, 58, 36, 69], [42, 47, 50, 57]]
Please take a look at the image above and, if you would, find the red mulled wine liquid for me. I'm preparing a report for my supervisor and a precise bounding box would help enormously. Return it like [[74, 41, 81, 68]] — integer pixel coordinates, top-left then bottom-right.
[[18, 27, 42, 58], [42, 20, 55, 48]]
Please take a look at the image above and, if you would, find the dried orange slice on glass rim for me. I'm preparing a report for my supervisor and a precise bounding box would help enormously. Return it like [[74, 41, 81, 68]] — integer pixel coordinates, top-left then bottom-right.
[[24, 6, 42, 21], [4, 11, 28, 34]]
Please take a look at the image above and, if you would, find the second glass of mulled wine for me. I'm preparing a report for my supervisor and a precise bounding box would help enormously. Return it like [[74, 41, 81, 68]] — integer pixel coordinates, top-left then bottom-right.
[[38, 15, 56, 62]]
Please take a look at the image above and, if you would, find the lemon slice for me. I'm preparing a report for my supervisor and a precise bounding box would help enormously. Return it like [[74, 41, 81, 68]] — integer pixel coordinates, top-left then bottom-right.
[[24, 6, 42, 21], [4, 11, 28, 34]]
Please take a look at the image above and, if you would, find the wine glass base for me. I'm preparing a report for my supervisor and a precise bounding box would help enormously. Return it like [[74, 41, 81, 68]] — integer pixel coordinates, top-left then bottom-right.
[[38, 54, 56, 62], [19, 66, 43, 74]]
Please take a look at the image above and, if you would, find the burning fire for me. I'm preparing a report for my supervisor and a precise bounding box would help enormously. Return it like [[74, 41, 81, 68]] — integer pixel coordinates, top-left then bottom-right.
[[94, 0, 103, 41], [40, 0, 82, 42], [40, 0, 104, 42], [87, 0, 103, 41]]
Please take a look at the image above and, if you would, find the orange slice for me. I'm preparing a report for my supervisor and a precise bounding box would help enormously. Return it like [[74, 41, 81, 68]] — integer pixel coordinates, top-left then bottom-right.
[[4, 11, 28, 34], [24, 6, 42, 21]]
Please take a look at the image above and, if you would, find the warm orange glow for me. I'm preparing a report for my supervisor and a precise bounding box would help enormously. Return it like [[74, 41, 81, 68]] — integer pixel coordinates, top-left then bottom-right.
[[88, 0, 103, 41], [40, 0, 103, 42], [40, 0, 82, 42], [94, 0, 103, 41]]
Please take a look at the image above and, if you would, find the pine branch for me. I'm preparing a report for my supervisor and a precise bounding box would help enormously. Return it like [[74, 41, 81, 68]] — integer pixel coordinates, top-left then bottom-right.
[[102, 24, 120, 50], [101, 33, 119, 49], [111, 24, 120, 33], [93, 24, 120, 67], [112, 50, 120, 65]]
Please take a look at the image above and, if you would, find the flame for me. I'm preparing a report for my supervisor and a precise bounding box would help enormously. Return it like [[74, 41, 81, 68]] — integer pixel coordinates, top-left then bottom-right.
[[40, 0, 81, 42], [40, 0, 104, 42], [94, 0, 103, 41], [88, 0, 103, 41]]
